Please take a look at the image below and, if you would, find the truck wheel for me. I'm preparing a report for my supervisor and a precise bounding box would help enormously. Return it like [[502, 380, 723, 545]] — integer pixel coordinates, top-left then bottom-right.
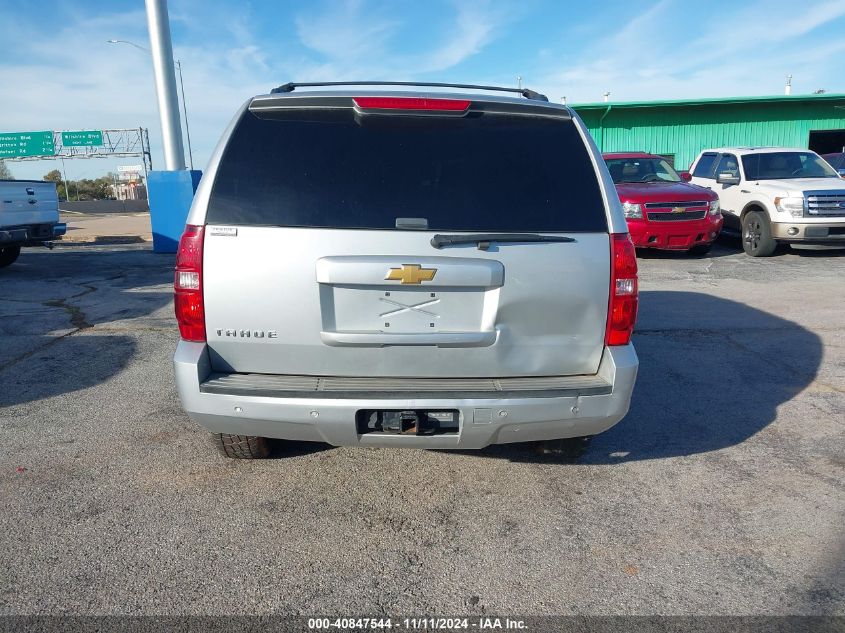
[[534, 436, 593, 460], [0, 246, 21, 268], [742, 211, 777, 257], [212, 433, 271, 459]]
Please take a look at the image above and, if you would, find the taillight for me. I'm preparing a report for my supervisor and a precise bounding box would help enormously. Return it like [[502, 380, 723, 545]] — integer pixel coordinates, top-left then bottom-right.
[[352, 97, 471, 111], [174, 224, 205, 342], [606, 233, 638, 346]]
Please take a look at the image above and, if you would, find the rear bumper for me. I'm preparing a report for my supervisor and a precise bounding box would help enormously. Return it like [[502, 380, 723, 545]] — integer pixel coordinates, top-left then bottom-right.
[[628, 215, 723, 250], [0, 223, 65, 246], [173, 341, 639, 449], [0, 229, 28, 245]]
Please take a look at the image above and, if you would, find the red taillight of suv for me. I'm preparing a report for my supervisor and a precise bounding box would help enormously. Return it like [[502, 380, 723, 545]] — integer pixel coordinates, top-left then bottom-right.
[[606, 233, 638, 346], [174, 224, 206, 342]]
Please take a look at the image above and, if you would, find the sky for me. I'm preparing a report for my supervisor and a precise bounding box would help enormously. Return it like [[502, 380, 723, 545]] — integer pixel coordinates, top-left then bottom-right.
[[2, 0, 845, 181]]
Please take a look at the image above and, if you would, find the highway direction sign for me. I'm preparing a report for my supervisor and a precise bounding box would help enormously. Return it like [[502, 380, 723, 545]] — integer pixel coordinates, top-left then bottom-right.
[[0, 131, 55, 158], [61, 130, 104, 147]]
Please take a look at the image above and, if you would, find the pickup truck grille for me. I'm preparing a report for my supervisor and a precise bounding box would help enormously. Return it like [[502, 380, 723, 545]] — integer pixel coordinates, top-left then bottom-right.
[[643, 200, 709, 209], [806, 191, 845, 217], [646, 210, 707, 222], [644, 200, 708, 222]]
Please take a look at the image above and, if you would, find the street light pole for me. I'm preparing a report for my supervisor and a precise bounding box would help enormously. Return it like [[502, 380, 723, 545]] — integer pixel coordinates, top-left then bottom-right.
[[139, 0, 185, 170], [107, 39, 194, 170]]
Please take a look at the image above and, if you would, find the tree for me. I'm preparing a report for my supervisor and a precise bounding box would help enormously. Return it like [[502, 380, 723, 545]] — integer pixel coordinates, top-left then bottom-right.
[[0, 160, 13, 179], [41, 169, 118, 201], [43, 169, 68, 200]]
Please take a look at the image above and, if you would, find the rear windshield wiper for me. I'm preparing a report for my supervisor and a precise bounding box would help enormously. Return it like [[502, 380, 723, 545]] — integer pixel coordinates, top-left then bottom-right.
[[430, 233, 577, 251]]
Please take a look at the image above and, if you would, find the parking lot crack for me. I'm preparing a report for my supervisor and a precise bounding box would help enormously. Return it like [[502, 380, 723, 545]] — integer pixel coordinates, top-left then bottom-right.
[[0, 285, 97, 373], [43, 285, 95, 331]]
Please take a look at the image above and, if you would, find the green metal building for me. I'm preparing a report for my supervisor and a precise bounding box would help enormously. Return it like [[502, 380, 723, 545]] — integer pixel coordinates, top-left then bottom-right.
[[572, 93, 845, 170]]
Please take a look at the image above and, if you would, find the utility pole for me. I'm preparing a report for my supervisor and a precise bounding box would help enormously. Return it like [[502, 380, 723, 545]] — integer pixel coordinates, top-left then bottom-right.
[[145, 0, 186, 170], [60, 158, 72, 202], [59, 158, 79, 201], [175, 60, 194, 170]]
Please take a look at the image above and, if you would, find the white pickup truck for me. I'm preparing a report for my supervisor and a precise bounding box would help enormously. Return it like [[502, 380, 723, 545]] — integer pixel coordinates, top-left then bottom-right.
[[689, 147, 845, 256], [0, 180, 66, 267]]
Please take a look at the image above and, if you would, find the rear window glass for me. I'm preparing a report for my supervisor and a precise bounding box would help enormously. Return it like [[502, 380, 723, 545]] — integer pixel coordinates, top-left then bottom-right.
[[207, 108, 607, 232]]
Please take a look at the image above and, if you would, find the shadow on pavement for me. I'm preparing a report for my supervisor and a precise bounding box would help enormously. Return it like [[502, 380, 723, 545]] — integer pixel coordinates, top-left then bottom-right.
[[637, 235, 845, 260], [268, 440, 335, 459], [635, 241, 738, 260], [712, 233, 845, 258], [480, 290, 823, 464], [0, 248, 173, 407], [0, 334, 137, 408]]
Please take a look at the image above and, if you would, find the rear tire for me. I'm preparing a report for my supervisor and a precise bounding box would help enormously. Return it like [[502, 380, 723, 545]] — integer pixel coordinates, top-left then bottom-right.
[[689, 243, 712, 255], [213, 433, 271, 459], [0, 246, 21, 268], [742, 211, 777, 257], [534, 436, 593, 460]]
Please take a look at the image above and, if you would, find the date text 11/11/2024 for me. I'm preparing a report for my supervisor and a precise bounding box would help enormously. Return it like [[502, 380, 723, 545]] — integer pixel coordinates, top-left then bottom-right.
[[307, 617, 528, 630]]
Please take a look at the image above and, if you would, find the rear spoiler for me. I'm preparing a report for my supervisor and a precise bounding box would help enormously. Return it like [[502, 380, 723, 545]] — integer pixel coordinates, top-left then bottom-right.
[[251, 93, 569, 120]]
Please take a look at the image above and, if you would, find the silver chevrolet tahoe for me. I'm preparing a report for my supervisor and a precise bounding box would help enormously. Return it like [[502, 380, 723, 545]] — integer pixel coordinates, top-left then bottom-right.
[[173, 81, 639, 459]]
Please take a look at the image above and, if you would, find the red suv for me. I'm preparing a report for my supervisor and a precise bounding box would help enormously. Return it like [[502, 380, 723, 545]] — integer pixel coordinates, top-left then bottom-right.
[[603, 152, 722, 254]]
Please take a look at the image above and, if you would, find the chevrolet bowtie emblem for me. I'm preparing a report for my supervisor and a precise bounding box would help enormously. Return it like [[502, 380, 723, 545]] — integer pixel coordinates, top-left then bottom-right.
[[672, 207, 686, 213], [385, 264, 437, 285]]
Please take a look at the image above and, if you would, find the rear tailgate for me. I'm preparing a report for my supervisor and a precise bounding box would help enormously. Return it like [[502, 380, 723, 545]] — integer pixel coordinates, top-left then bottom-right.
[[201, 95, 610, 378], [0, 181, 59, 228]]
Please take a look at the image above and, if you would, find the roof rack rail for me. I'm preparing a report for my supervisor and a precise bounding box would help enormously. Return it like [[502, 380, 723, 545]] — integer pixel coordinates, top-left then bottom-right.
[[269, 81, 549, 102]]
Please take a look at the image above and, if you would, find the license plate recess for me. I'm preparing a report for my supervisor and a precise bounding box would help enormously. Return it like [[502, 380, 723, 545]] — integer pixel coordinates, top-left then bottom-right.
[[356, 410, 459, 435]]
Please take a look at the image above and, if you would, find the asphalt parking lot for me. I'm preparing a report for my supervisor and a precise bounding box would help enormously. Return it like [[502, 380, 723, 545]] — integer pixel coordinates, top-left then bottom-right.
[[1, 239, 843, 616]]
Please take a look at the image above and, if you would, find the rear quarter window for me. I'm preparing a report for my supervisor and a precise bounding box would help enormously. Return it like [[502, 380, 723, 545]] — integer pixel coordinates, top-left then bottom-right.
[[207, 107, 608, 233]]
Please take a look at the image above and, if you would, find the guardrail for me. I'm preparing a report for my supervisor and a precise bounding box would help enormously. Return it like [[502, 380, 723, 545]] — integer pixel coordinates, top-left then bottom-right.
[[59, 200, 150, 214]]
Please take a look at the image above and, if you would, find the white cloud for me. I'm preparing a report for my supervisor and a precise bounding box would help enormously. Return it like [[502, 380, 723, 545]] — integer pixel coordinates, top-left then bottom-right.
[[295, 0, 401, 61], [534, 0, 845, 104], [292, 0, 511, 78], [420, 3, 506, 72]]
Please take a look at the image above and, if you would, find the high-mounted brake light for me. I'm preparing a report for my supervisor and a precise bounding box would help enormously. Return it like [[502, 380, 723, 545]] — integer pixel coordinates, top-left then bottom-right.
[[353, 97, 471, 111], [174, 225, 206, 342], [606, 233, 638, 346]]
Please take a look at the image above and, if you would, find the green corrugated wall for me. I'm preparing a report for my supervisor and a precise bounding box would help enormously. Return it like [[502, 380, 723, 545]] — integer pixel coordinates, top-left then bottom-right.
[[574, 99, 845, 170]]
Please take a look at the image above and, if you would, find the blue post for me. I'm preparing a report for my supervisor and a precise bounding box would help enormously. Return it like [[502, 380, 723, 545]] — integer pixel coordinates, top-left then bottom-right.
[[147, 170, 202, 253]]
